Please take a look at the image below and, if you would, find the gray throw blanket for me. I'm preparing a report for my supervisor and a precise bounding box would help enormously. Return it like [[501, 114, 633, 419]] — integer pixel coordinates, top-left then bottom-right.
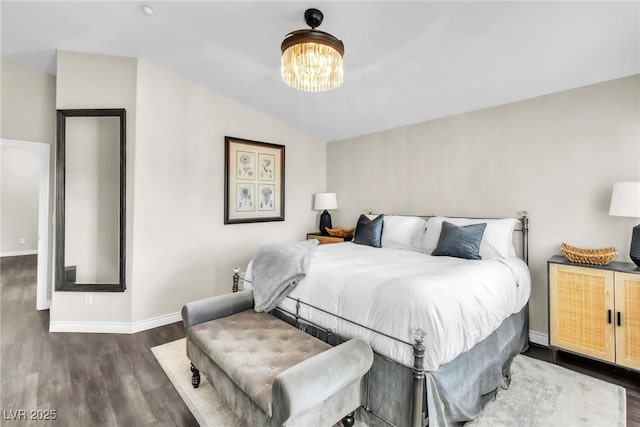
[[252, 239, 318, 312]]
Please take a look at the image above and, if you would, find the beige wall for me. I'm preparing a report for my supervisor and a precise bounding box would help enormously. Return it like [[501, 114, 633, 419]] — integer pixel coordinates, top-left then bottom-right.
[[52, 51, 137, 322], [50, 51, 325, 325], [0, 61, 56, 300], [327, 75, 640, 336], [131, 60, 325, 322], [1, 61, 56, 143], [0, 145, 40, 253], [14, 48, 633, 337]]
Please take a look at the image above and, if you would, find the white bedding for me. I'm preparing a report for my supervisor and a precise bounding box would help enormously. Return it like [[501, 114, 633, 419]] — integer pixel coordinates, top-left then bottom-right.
[[244, 242, 530, 371]]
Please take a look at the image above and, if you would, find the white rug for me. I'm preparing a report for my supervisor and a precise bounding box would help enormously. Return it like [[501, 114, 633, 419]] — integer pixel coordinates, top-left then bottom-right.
[[466, 355, 626, 426], [152, 339, 626, 427]]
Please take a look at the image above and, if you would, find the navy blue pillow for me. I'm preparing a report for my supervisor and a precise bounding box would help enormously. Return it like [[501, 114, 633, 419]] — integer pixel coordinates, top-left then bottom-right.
[[432, 221, 487, 260], [353, 214, 384, 248]]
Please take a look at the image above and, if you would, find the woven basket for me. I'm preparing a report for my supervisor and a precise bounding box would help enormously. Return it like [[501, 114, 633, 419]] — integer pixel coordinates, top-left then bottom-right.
[[561, 243, 617, 265], [326, 227, 355, 238]]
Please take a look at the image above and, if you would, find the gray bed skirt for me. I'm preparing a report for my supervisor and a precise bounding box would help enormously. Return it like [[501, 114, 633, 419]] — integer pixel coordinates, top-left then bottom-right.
[[273, 304, 529, 427]]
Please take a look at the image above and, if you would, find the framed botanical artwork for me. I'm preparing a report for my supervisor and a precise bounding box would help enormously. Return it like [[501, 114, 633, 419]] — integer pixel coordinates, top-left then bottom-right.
[[224, 136, 285, 224]]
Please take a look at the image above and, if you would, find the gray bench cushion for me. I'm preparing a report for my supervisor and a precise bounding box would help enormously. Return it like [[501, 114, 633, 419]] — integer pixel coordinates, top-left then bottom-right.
[[187, 309, 331, 415]]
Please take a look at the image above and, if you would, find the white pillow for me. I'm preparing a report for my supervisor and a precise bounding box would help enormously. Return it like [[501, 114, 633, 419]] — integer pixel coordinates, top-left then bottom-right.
[[381, 216, 427, 250], [419, 216, 519, 259]]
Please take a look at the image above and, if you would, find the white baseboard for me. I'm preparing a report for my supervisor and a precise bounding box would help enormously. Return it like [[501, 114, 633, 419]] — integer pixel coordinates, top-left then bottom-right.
[[49, 311, 181, 334], [529, 330, 549, 347], [36, 299, 51, 311], [1, 249, 37, 257], [49, 320, 131, 334], [131, 311, 182, 333]]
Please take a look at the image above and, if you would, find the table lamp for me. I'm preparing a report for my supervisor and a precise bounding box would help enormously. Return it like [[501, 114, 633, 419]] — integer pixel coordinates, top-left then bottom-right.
[[314, 192, 337, 235], [609, 182, 640, 267]]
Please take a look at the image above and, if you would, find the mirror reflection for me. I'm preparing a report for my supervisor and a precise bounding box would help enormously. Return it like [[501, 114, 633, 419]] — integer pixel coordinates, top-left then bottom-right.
[[64, 117, 120, 284]]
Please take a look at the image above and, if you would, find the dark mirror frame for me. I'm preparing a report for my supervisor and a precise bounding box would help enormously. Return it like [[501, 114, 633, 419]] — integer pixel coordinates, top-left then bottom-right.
[[55, 108, 126, 292]]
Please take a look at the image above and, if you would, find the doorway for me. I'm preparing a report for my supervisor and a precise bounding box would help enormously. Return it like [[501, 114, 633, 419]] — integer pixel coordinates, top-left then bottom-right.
[[0, 138, 51, 310]]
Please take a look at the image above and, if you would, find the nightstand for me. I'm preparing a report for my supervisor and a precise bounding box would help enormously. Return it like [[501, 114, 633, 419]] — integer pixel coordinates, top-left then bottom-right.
[[306, 233, 352, 245], [548, 255, 640, 371]]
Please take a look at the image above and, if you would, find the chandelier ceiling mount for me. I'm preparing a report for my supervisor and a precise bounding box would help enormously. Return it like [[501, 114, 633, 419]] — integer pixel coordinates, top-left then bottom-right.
[[280, 8, 344, 92]]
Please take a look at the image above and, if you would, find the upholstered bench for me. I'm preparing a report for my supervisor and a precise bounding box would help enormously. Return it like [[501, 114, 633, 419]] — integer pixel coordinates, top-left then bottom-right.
[[182, 290, 374, 427]]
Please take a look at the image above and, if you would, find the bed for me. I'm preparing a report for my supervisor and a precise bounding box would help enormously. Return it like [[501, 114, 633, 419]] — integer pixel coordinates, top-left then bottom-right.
[[236, 213, 530, 427]]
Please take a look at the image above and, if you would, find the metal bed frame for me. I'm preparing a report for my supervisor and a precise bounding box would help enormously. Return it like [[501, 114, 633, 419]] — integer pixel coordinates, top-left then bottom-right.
[[232, 212, 529, 427]]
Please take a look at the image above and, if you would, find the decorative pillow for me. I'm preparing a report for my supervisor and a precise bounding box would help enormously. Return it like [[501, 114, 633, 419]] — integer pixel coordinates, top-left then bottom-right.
[[353, 214, 384, 248], [381, 216, 427, 250], [432, 221, 487, 260], [418, 216, 519, 259]]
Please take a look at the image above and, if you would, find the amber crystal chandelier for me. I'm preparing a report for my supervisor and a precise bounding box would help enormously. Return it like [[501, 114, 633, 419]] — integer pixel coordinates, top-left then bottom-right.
[[281, 8, 344, 92]]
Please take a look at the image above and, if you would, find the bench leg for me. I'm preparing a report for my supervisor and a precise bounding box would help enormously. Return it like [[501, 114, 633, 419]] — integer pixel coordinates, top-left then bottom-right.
[[191, 363, 201, 388], [342, 412, 355, 427]]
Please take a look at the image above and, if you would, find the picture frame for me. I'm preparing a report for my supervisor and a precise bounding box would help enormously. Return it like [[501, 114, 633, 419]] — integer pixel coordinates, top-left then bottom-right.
[[224, 136, 285, 224]]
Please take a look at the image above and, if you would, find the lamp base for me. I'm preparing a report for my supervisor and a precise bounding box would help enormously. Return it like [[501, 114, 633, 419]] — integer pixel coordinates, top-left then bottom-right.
[[319, 210, 332, 235], [631, 224, 640, 268]]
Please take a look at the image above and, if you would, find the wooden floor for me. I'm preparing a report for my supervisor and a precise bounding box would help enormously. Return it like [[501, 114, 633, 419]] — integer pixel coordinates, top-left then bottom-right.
[[1, 255, 639, 426], [0, 255, 197, 427]]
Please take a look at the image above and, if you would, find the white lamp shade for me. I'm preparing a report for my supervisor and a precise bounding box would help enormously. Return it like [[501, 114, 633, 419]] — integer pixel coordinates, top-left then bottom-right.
[[609, 182, 640, 218], [314, 192, 337, 210]]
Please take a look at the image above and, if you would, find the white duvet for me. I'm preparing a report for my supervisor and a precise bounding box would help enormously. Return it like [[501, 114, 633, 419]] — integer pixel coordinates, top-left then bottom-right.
[[245, 242, 531, 371]]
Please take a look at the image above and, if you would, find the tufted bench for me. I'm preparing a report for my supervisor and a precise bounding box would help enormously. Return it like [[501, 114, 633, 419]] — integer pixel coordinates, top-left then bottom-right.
[[182, 290, 374, 427]]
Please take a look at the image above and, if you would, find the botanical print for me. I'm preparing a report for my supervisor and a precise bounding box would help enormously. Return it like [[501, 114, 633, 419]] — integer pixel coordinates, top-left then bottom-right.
[[236, 183, 255, 211], [258, 184, 275, 211], [225, 136, 284, 224], [258, 154, 275, 181], [236, 151, 255, 179]]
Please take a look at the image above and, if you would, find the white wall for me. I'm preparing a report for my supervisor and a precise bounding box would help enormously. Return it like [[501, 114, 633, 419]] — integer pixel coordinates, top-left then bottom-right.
[[50, 51, 325, 327], [0, 61, 56, 300], [131, 60, 325, 322], [52, 50, 137, 323], [0, 145, 40, 253], [327, 75, 640, 336], [1, 61, 56, 143]]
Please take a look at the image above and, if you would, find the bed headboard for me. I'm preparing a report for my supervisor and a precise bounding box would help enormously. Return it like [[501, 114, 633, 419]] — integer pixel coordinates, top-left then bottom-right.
[[368, 211, 529, 265]]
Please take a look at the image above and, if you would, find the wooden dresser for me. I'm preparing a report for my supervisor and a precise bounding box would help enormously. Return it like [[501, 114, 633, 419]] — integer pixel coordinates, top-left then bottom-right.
[[548, 255, 640, 371]]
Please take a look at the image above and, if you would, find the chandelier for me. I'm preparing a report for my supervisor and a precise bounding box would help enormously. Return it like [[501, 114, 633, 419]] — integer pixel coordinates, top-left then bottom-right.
[[281, 8, 344, 92]]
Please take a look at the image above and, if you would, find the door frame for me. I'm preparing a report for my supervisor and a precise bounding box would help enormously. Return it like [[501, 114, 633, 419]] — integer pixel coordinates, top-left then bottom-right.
[[0, 138, 51, 310]]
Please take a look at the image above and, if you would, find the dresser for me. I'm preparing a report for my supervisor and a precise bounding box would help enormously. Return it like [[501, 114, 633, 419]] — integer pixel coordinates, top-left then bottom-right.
[[548, 255, 640, 371]]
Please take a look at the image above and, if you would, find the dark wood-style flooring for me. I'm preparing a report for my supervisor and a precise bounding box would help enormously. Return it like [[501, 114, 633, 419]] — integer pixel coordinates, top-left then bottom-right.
[[0, 255, 197, 427], [1, 255, 639, 426]]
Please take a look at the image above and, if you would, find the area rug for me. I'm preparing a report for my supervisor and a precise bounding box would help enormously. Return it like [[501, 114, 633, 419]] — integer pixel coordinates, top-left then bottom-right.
[[152, 339, 626, 427], [466, 355, 626, 426]]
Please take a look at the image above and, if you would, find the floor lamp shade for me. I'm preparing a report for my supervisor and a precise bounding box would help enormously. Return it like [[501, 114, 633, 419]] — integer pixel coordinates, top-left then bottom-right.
[[609, 182, 640, 267], [314, 193, 337, 235]]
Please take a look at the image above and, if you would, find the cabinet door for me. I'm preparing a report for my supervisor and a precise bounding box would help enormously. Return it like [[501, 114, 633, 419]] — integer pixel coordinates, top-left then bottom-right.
[[614, 272, 640, 370], [549, 264, 615, 362]]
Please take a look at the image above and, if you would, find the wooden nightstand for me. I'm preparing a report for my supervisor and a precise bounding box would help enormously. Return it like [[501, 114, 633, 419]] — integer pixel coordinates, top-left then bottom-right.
[[548, 255, 640, 371], [306, 233, 352, 245]]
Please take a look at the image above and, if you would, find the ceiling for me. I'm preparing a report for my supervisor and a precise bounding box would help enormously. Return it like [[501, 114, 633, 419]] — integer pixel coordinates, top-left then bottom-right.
[[2, 1, 639, 142]]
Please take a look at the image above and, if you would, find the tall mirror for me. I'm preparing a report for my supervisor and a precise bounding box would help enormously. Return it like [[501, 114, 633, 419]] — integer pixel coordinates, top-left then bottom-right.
[[55, 109, 126, 292]]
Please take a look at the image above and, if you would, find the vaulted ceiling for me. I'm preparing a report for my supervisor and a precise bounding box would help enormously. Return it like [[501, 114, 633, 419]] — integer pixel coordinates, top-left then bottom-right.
[[2, 1, 639, 141]]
